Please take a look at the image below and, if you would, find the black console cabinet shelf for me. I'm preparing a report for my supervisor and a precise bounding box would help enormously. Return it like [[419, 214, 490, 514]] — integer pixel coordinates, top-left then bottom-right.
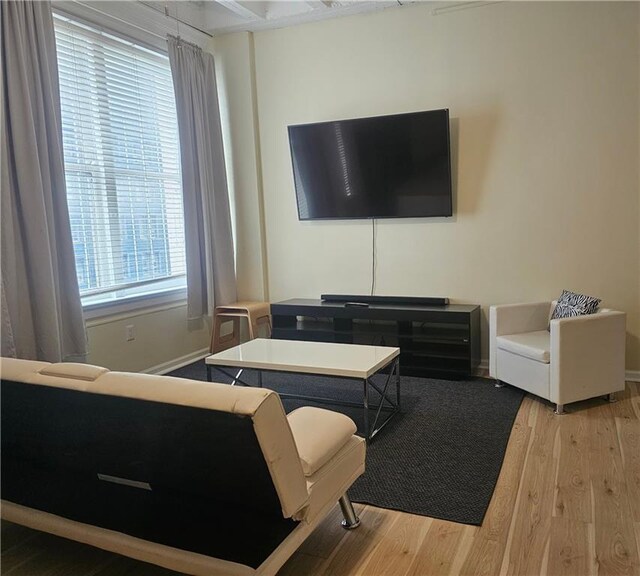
[[270, 298, 481, 378]]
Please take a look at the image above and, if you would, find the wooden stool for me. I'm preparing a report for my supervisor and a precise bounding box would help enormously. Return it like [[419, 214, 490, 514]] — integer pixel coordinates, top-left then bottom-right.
[[210, 301, 272, 353]]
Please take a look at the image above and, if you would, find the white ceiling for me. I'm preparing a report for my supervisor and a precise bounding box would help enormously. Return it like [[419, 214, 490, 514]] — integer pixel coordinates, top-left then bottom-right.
[[54, 1, 485, 50], [141, 0, 413, 36]]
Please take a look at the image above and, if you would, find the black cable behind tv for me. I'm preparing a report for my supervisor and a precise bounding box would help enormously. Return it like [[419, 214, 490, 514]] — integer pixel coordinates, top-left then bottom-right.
[[321, 294, 449, 306]]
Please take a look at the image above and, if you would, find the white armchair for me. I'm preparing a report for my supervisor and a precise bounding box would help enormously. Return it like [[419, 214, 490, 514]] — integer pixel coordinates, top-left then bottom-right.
[[489, 302, 626, 414]]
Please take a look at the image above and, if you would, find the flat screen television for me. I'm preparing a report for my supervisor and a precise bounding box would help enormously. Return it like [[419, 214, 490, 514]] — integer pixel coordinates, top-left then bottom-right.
[[288, 108, 452, 220]]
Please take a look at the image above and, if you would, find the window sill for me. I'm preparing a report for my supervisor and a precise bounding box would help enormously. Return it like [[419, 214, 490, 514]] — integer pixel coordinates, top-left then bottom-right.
[[83, 287, 188, 324]]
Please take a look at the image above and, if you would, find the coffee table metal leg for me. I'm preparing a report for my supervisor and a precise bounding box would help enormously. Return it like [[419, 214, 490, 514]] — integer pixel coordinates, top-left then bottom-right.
[[211, 354, 400, 442], [396, 359, 401, 409], [363, 378, 370, 442], [212, 366, 251, 386]]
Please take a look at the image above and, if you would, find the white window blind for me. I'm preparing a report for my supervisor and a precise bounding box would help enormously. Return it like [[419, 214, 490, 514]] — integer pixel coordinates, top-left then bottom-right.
[[54, 15, 186, 302]]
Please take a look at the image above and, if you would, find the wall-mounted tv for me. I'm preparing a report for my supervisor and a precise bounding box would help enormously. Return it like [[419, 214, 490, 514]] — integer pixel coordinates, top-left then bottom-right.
[[288, 108, 452, 220]]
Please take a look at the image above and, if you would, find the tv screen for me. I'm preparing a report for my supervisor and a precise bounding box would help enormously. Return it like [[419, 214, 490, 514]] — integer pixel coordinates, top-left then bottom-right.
[[288, 109, 452, 220]]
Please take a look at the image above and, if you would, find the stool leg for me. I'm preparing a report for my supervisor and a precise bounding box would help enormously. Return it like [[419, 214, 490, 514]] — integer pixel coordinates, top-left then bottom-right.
[[213, 316, 241, 353], [248, 312, 272, 340], [231, 318, 241, 347], [247, 316, 256, 340], [211, 315, 223, 353], [256, 316, 271, 339]]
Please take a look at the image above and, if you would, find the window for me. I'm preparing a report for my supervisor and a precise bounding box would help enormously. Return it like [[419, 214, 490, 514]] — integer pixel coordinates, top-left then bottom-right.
[[54, 15, 186, 307]]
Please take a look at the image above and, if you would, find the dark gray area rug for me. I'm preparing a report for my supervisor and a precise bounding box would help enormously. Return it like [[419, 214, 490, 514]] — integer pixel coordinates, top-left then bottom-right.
[[168, 361, 524, 525]]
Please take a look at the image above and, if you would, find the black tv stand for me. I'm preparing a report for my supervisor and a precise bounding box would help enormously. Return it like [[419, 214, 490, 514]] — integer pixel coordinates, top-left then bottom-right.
[[270, 298, 480, 379]]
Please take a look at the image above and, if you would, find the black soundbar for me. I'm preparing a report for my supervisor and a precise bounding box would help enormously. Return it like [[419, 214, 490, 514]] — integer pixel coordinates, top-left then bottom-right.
[[320, 294, 449, 306]]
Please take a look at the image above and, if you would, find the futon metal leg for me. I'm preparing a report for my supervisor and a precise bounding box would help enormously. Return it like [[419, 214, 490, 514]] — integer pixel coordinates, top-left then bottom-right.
[[607, 392, 617, 403], [338, 494, 360, 530], [494, 379, 505, 388], [554, 403, 565, 415]]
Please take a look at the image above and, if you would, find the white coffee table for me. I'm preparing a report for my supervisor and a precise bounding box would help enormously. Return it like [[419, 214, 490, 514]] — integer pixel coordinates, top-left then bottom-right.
[[205, 338, 401, 441]]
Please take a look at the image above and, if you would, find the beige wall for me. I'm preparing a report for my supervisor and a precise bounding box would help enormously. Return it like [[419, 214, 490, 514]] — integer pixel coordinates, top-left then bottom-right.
[[233, 1, 639, 369], [86, 303, 210, 373], [210, 33, 269, 302]]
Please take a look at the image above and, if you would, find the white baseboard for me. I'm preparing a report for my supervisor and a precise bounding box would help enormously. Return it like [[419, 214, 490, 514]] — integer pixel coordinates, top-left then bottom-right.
[[142, 348, 210, 376], [626, 370, 640, 382], [475, 359, 489, 378]]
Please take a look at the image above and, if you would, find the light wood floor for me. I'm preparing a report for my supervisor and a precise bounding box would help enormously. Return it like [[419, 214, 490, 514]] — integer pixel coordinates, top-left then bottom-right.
[[2, 382, 639, 576]]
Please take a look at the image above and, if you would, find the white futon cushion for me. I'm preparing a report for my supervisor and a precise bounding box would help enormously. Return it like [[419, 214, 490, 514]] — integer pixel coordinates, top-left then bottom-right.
[[39, 363, 109, 382], [287, 407, 357, 476], [496, 331, 551, 363]]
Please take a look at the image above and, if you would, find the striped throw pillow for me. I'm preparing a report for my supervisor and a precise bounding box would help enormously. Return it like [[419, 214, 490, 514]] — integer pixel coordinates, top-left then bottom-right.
[[550, 290, 601, 324]]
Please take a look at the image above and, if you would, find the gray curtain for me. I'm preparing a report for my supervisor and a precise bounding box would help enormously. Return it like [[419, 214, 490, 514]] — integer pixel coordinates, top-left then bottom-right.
[[167, 36, 237, 319], [1, 1, 87, 362]]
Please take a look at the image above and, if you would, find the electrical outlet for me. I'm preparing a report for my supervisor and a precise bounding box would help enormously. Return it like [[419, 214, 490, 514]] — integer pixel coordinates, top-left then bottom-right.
[[125, 325, 135, 341]]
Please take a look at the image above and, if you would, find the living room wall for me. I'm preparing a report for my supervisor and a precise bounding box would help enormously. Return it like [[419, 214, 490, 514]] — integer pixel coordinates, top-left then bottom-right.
[[215, 1, 640, 371], [85, 304, 210, 373]]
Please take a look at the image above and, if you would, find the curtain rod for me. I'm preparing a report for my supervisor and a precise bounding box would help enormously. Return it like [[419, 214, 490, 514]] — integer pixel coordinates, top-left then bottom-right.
[[68, 0, 213, 40], [432, 1, 503, 16], [68, 1, 163, 41], [137, 1, 213, 38]]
